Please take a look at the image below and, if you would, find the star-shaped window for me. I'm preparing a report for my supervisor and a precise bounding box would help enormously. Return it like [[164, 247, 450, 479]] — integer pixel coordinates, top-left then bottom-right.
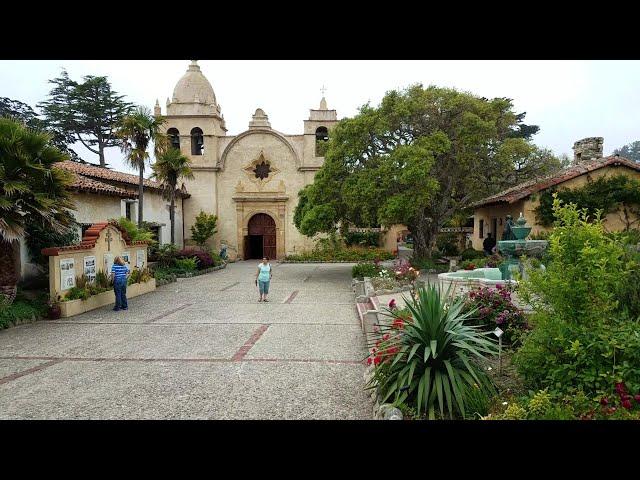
[[253, 161, 271, 180]]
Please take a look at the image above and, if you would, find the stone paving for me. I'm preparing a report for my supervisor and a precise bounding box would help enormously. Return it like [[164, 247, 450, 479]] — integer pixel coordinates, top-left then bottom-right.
[[0, 261, 372, 419]]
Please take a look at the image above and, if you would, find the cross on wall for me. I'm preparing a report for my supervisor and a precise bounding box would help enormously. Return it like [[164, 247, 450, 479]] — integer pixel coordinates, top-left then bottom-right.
[[105, 229, 113, 251]]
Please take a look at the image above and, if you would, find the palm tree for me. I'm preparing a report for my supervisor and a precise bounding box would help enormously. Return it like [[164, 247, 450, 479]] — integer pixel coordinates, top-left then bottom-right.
[[0, 117, 75, 303], [151, 147, 194, 244], [116, 106, 165, 228]]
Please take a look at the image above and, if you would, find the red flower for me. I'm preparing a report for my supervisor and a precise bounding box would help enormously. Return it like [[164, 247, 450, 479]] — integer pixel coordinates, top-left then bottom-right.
[[388, 299, 397, 309], [635, 394, 640, 403], [383, 333, 390, 341], [622, 399, 633, 410], [366, 357, 372, 365], [600, 397, 609, 406], [373, 356, 381, 366], [615, 382, 627, 395]]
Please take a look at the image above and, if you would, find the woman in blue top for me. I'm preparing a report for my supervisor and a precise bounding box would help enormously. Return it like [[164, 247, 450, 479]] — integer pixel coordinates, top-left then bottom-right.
[[255, 256, 273, 302], [110, 256, 130, 311]]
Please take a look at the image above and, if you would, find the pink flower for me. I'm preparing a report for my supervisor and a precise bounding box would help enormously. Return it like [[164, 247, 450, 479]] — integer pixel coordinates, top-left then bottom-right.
[[622, 399, 632, 410], [615, 382, 627, 395], [600, 397, 609, 406], [388, 299, 397, 309], [366, 357, 372, 365], [635, 394, 640, 403]]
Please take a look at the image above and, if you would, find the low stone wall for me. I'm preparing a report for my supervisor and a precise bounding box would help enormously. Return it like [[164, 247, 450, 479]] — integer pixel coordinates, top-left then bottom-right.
[[59, 278, 156, 317]]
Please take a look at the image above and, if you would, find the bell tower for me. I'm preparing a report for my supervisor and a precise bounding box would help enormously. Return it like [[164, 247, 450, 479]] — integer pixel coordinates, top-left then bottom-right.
[[302, 87, 338, 170]]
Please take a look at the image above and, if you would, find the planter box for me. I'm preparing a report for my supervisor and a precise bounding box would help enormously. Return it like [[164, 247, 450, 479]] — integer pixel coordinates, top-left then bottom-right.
[[59, 279, 156, 318]]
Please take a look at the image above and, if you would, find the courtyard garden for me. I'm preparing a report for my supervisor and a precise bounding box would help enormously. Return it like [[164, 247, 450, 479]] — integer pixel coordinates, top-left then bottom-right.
[[365, 198, 640, 420]]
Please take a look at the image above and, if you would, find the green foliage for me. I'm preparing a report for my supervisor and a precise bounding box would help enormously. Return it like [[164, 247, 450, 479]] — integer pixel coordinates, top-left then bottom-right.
[[613, 140, 640, 163], [127, 267, 152, 285], [0, 298, 46, 329], [64, 286, 90, 301], [343, 230, 380, 247], [38, 70, 132, 167], [25, 214, 79, 267], [208, 250, 223, 267], [293, 84, 547, 258], [0, 96, 78, 160], [112, 217, 154, 243], [410, 256, 449, 273], [285, 245, 393, 262], [190, 211, 218, 249], [460, 249, 485, 261], [174, 258, 197, 273], [366, 284, 497, 419], [153, 267, 177, 286], [352, 262, 380, 279], [95, 269, 112, 289], [514, 196, 640, 398], [151, 243, 178, 267], [436, 233, 460, 256], [0, 117, 75, 243], [535, 175, 640, 229]]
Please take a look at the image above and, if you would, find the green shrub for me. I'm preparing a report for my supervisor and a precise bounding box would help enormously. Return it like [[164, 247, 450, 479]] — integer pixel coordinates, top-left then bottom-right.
[[366, 284, 497, 419], [460, 248, 485, 261], [352, 262, 380, 279], [286, 245, 393, 262], [64, 286, 90, 301], [0, 299, 45, 329], [112, 217, 155, 243], [174, 258, 197, 272], [514, 196, 640, 397], [190, 211, 218, 249], [343, 231, 381, 247], [410, 256, 448, 273], [436, 232, 460, 257], [152, 243, 178, 267]]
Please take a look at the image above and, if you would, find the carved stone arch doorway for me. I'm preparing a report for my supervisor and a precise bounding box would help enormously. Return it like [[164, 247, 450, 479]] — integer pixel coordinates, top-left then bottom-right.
[[244, 213, 277, 260]]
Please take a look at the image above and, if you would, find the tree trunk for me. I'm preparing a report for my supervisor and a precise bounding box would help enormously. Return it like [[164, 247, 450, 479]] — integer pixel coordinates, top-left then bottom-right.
[[0, 240, 19, 305], [138, 166, 144, 228], [170, 193, 175, 245], [411, 217, 439, 260], [99, 143, 105, 168]]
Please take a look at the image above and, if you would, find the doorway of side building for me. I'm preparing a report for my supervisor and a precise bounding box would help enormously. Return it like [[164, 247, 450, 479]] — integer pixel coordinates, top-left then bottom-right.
[[244, 213, 277, 259]]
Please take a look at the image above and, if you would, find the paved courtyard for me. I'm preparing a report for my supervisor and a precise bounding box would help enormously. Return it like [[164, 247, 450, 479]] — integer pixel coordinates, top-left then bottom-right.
[[0, 262, 372, 419]]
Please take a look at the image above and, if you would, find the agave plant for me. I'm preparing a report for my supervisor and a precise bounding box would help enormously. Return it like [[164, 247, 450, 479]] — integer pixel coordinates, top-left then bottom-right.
[[366, 284, 498, 419]]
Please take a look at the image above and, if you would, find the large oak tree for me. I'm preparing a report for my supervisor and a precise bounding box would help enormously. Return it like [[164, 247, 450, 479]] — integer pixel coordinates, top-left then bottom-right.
[[294, 84, 561, 258]]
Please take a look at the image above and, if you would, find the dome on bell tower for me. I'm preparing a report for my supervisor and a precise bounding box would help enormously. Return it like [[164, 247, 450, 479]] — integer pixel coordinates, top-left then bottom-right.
[[171, 60, 217, 106]]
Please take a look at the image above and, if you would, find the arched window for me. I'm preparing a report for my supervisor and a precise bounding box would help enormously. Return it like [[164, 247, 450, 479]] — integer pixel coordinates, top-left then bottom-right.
[[315, 126, 329, 156], [167, 128, 180, 151], [191, 127, 204, 155]]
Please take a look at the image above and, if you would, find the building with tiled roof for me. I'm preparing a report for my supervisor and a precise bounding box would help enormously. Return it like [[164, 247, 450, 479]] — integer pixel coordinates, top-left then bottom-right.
[[470, 137, 640, 250]]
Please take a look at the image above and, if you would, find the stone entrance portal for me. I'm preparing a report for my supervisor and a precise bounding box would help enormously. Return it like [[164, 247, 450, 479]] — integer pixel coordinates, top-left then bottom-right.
[[245, 213, 277, 259]]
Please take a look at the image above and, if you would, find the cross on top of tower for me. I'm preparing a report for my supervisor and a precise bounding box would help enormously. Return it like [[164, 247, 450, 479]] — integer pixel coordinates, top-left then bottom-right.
[[320, 85, 327, 96]]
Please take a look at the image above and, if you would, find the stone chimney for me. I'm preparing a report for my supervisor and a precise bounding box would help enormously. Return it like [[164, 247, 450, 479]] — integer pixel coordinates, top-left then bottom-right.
[[573, 137, 604, 165]]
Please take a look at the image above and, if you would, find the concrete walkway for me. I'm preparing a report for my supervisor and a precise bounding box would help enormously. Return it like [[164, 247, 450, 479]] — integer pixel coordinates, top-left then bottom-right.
[[0, 262, 371, 419]]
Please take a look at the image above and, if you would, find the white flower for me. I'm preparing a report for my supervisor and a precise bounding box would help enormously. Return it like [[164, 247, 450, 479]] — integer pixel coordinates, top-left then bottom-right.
[[502, 401, 508, 406], [487, 366, 492, 371]]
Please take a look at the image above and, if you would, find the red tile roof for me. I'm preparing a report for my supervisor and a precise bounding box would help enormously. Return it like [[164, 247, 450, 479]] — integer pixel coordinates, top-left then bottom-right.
[[56, 160, 190, 198], [67, 173, 138, 199], [472, 156, 640, 208], [41, 220, 150, 257]]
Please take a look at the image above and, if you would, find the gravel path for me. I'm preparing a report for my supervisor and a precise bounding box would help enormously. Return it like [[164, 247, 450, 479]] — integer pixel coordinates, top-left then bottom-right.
[[0, 262, 372, 419]]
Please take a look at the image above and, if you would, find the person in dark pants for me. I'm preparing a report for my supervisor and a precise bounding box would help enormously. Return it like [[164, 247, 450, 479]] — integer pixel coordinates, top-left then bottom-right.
[[483, 232, 496, 256], [111, 256, 130, 311]]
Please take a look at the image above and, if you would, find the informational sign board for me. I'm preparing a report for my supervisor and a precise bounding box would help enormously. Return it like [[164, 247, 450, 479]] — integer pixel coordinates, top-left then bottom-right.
[[136, 249, 145, 268], [104, 254, 114, 275], [83, 256, 96, 283], [60, 258, 76, 290], [493, 327, 504, 338], [122, 251, 131, 266]]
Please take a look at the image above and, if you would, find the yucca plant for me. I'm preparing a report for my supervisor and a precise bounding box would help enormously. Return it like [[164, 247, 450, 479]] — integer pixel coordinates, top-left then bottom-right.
[[366, 284, 498, 419]]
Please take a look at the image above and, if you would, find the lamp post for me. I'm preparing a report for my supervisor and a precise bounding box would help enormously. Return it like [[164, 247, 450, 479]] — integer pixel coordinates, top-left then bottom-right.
[[494, 327, 504, 375]]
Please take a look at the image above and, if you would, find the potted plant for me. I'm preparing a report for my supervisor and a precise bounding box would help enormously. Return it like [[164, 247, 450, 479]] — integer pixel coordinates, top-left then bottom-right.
[[47, 295, 62, 320]]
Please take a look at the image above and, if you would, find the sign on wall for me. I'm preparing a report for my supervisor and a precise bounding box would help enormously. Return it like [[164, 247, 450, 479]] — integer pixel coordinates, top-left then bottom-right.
[[60, 258, 76, 290], [136, 249, 145, 268], [122, 251, 131, 266], [104, 254, 114, 275], [83, 256, 96, 283]]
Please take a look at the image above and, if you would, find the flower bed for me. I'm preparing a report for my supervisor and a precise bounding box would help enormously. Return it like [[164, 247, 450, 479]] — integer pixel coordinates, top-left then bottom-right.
[[284, 246, 394, 263]]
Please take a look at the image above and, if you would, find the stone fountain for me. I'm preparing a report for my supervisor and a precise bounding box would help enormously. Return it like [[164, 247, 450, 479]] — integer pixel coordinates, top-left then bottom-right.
[[497, 213, 548, 280]]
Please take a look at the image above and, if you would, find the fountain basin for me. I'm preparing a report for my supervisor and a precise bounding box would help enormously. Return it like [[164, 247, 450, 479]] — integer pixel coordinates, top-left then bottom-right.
[[438, 268, 516, 294]]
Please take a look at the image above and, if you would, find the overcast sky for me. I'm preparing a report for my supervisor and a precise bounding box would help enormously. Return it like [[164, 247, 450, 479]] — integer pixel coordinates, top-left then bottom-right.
[[2, 60, 639, 175]]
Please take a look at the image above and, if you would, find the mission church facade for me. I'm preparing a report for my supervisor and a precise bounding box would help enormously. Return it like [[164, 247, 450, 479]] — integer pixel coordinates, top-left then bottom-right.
[[156, 61, 337, 260]]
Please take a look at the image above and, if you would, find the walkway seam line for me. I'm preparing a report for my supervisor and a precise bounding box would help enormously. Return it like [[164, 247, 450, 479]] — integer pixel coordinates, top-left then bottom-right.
[[231, 324, 270, 361], [0, 359, 63, 386], [283, 290, 299, 304], [145, 303, 192, 323]]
